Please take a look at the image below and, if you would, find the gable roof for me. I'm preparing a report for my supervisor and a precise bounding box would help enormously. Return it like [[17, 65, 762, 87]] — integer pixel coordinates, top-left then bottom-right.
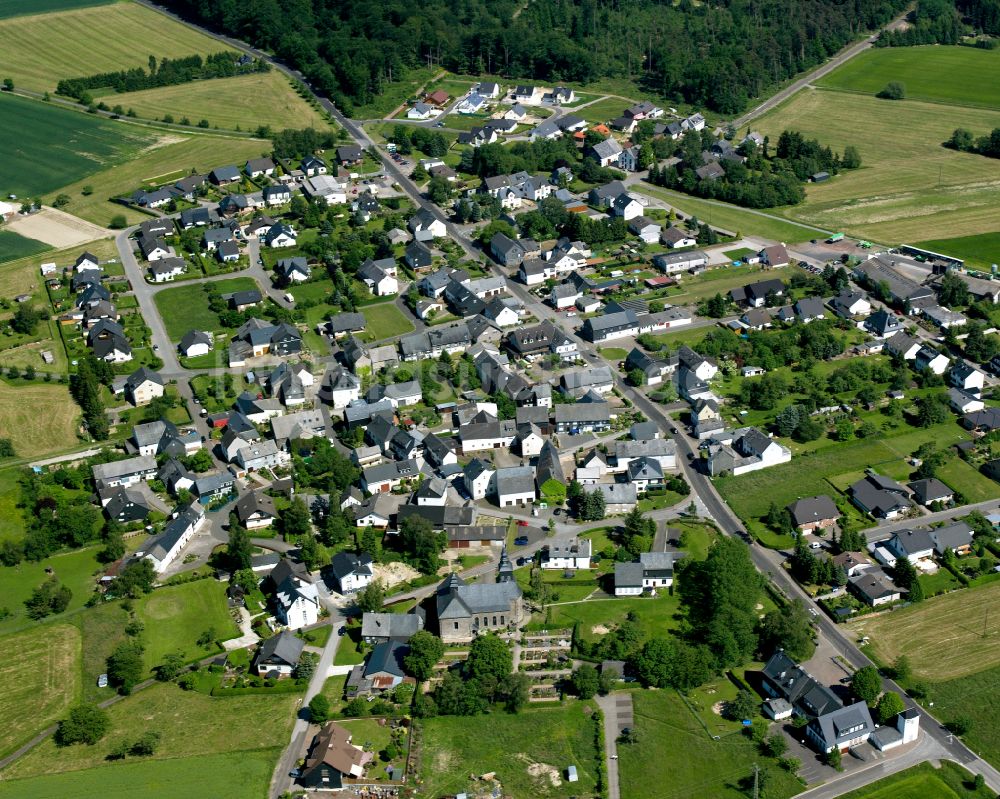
[[256, 629, 305, 666]]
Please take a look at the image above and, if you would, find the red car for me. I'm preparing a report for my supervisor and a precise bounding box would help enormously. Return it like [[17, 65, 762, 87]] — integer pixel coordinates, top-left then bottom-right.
[[517, 520, 529, 526]]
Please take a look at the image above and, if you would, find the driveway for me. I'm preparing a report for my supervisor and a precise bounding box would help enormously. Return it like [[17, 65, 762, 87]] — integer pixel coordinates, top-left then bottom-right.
[[595, 692, 632, 799]]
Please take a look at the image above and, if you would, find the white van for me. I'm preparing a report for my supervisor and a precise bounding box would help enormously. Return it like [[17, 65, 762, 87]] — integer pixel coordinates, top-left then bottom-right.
[[284, 293, 295, 304]]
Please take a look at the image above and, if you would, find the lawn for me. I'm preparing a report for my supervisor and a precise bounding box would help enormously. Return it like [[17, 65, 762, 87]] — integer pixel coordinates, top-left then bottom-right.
[[0, 93, 155, 198], [0, 750, 279, 799], [598, 347, 628, 360], [72, 600, 130, 703], [0, 0, 115, 18], [935, 457, 999, 503], [723, 247, 757, 262], [923, 663, 1000, 769], [675, 520, 718, 561], [334, 625, 367, 666], [0, 624, 81, 759], [153, 277, 258, 341], [0, 467, 23, 545], [849, 579, 1000, 682], [0, 379, 82, 459], [815, 45, 1000, 111], [0, 544, 104, 635], [837, 761, 995, 799], [0, 2, 236, 94], [0, 231, 51, 265], [715, 419, 971, 522], [753, 88, 1000, 242], [618, 689, 803, 799], [543, 593, 682, 642], [516, 567, 602, 605], [111, 71, 330, 132], [636, 184, 823, 243], [914, 232, 1000, 269], [48, 132, 269, 227], [135, 580, 241, 671], [362, 301, 415, 341], [418, 701, 600, 799], [2, 679, 296, 778], [576, 96, 630, 125]]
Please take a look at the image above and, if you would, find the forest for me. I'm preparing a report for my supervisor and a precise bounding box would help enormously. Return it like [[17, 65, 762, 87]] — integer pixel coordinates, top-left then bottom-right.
[[162, 0, 909, 114]]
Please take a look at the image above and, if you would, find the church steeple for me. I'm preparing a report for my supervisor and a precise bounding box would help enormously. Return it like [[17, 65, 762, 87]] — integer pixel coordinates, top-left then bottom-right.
[[497, 544, 514, 582]]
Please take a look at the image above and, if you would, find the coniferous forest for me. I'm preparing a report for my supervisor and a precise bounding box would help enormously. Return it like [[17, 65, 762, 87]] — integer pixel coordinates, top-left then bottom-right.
[[163, 0, 910, 114]]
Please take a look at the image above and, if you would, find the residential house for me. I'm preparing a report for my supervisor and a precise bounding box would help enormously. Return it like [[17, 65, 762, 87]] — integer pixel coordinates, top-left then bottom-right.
[[588, 138, 623, 168], [864, 309, 905, 338], [299, 722, 372, 790], [951, 360, 985, 394], [92, 455, 158, 491], [629, 216, 661, 243], [149, 257, 186, 282], [276, 257, 311, 285], [357, 257, 398, 296], [831, 291, 871, 319], [660, 226, 697, 249], [330, 552, 375, 595], [542, 538, 592, 570], [705, 427, 791, 477], [931, 520, 975, 556], [254, 630, 304, 677], [123, 366, 164, 406], [302, 175, 347, 205], [614, 552, 680, 596], [915, 345, 950, 375], [234, 490, 278, 530], [849, 472, 913, 519], [409, 208, 446, 241], [884, 528, 936, 565], [245, 157, 275, 178], [135, 503, 205, 573], [263, 222, 297, 248], [361, 612, 424, 644], [787, 495, 839, 532], [554, 402, 612, 434], [760, 244, 790, 268], [269, 559, 319, 629], [806, 702, 877, 753]]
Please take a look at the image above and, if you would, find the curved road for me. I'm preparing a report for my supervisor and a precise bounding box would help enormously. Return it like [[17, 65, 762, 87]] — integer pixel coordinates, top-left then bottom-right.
[[123, 3, 1000, 796]]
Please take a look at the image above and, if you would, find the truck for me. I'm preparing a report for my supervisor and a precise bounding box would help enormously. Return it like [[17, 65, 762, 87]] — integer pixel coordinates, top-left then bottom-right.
[[826, 232, 845, 243]]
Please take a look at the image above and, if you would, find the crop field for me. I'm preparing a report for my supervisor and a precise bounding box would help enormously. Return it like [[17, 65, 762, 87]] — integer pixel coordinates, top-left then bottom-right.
[[0, 379, 81, 458], [0, 750, 279, 799], [0, 93, 155, 198], [111, 71, 330, 132], [837, 761, 995, 799], [815, 46, 1000, 111], [154, 276, 258, 341], [419, 702, 600, 799], [754, 88, 1000, 243], [2, 678, 296, 778], [45, 133, 269, 227], [619, 689, 802, 799], [0, 0, 115, 19], [849, 579, 1000, 681], [716, 420, 971, 522], [0, 624, 81, 759], [135, 580, 241, 671], [914, 232, 1000, 269], [636, 185, 823, 243], [0, 231, 51, 265], [0, 3, 234, 94]]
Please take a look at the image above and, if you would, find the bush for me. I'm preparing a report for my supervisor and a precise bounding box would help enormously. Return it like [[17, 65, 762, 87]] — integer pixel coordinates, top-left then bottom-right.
[[56, 704, 110, 746], [877, 81, 905, 100]]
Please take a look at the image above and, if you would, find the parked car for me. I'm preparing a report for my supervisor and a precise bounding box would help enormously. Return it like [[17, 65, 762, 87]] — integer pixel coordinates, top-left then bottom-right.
[[517, 520, 529, 526], [514, 535, 529, 546]]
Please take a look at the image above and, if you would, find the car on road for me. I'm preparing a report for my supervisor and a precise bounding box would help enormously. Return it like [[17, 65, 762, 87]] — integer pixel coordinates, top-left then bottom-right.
[[338, 626, 346, 635], [514, 535, 529, 546], [152, 344, 159, 351], [517, 520, 529, 526]]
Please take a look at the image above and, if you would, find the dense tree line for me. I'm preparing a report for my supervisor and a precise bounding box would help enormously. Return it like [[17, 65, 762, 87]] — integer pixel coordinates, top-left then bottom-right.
[[945, 126, 1000, 158], [162, 0, 907, 114], [271, 128, 340, 160], [877, 0, 965, 45], [69, 355, 111, 441], [57, 53, 269, 102], [647, 129, 860, 209], [958, 0, 1000, 33]]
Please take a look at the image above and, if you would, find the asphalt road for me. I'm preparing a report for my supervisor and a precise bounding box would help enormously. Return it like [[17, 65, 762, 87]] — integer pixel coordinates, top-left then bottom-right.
[[730, 9, 913, 129], [118, 4, 1000, 795]]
